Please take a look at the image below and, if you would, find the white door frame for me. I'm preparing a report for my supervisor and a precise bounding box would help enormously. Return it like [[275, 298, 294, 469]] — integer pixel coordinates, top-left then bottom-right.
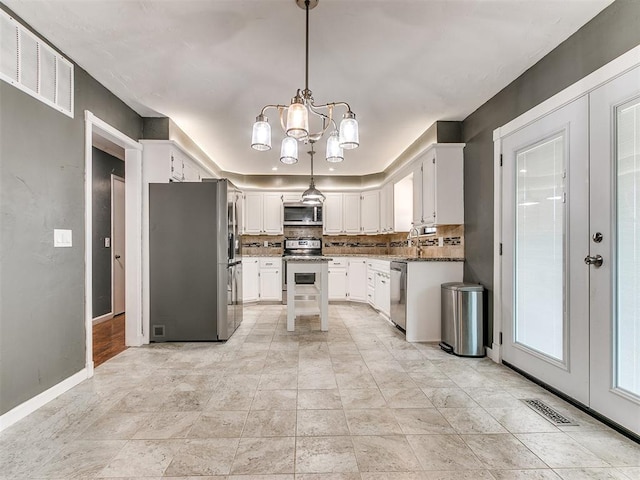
[[85, 111, 143, 377], [111, 174, 126, 316], [491, 45, 640, 364]]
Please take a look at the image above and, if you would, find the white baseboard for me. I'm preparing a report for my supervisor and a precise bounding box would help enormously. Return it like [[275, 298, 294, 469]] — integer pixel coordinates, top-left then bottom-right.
[[487, 343, 501, 363], [0, 368, 88, 432], [92, 312, 113, 324]]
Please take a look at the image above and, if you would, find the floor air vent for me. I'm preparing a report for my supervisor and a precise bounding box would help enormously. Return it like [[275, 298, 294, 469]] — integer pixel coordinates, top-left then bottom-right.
[[522, 398, 578, 426]]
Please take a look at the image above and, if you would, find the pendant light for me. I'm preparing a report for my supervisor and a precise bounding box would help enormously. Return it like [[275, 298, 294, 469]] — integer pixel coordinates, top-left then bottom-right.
[[301, 142, 325, 205]]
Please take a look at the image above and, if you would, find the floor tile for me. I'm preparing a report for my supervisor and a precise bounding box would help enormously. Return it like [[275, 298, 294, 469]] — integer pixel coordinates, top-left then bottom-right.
[[295, 436, 359, 473], [438, 407, 508, 434], [298, 389, 343, 410], [380, 388, 434, 409], [352, 435, 422, 472], [393, 408, 455, 434], [78, 412, 151, 439], [243, 410, 296, 437], [164, 438, 239, 476], [98, 439, 183, 477], [490, 470, 562, 479], [564, 430, 640, 467], [230, 437, 295, 474], [34, 440, 126, 479], [421, 388, 478, 408], [553, 467, 632, 479], [132, 411, 200, 439], [461, 433, 547, 469], [251, 389, 297, 410], [188, 411, 248, 438], [484, 407, 560, 433], [345, 409, 403, 435], [406, 434, 484, 470], [516, 432, 612, 468], [340, 389, 387, 409], [259, 373, 299, 390], [297, 409, 350, 436]]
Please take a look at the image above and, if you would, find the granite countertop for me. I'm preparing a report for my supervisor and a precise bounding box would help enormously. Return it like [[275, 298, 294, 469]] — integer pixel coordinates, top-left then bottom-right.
[[283, 256, 333, 262], [241, 254, 282, 257], [327, 254, 464, 262]]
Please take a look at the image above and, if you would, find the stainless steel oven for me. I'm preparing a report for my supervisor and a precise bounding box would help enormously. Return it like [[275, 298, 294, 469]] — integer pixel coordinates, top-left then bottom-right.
[[282, 238, 322, 304]]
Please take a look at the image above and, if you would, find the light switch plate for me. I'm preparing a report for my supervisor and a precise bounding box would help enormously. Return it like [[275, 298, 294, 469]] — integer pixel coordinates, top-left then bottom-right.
[[104, 237, 110, 248], [54, 229, 72, 247]]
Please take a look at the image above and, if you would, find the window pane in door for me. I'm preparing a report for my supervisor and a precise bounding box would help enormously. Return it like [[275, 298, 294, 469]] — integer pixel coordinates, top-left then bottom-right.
[[515, 135, 565, 361], [616, 99, 640, 397]]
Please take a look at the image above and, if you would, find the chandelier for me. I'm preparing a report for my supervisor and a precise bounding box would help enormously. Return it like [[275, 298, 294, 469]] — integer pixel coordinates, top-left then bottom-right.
[[250, 0, 360, 166]]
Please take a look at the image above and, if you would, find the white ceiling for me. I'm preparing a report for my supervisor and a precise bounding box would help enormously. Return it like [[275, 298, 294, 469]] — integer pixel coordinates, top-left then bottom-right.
[[5, 0, 612, 176]]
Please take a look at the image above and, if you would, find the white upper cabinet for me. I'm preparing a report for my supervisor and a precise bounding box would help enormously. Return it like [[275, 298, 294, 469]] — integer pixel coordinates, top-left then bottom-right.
[[243, 192, 283, 235], [361, 190, 380, 234], [282, 192, 303, 203], [263, 193, 284, 234], [323, 193, 344, 234], [412, 144, 464, 226], [380, 183, 394, 233], [141, 140, 215, 184], [343, 193, 361, 234]]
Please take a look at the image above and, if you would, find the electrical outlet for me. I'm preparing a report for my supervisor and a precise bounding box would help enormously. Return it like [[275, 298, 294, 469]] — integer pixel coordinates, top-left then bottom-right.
[[438, 237, 444, 247], [54, 229, 72, 247], [263, 240, 269, 247], [104, 237, 111, 248]]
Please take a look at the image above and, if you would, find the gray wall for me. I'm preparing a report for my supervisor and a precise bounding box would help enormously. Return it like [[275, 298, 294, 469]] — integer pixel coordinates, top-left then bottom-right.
[[92, 148, 125, 318], [461, 0, 640, 346], [0, 5, 142, 415]]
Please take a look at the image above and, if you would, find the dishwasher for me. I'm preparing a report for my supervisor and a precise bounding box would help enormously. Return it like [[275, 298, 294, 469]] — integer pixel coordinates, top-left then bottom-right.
[[390, 261, 407, 331]]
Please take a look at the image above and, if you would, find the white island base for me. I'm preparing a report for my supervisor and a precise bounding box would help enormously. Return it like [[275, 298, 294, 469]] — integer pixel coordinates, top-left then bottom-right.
[[285, 259, 330, 332]]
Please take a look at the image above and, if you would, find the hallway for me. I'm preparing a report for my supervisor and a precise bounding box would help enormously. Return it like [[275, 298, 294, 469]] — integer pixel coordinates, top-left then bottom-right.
[[1, 304, 638, 478]]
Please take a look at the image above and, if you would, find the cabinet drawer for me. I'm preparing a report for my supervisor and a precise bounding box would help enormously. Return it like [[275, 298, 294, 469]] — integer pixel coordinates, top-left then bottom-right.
[[259, 258, 281, 269], [329, 258, 347, 268]]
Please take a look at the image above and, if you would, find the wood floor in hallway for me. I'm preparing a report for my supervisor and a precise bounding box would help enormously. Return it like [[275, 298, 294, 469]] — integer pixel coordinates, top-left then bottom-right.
[[92, 313, 126, 367]]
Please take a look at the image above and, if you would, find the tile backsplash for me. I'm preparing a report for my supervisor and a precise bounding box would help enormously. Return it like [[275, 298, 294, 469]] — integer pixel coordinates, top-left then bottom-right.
[[241, 224, 464, 259]]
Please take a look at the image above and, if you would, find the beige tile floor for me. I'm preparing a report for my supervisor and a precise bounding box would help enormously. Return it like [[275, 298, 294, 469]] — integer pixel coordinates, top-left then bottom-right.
[[1, 303, 639, 479]]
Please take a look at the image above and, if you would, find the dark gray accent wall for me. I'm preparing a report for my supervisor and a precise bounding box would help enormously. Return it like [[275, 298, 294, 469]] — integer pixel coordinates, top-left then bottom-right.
[[92, 148, 125, 318], [461, 0, 640, 346], [0, 4, 142, 415]]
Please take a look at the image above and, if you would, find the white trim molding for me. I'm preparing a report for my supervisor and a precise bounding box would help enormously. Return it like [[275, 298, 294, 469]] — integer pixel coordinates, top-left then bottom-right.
[[0, 369, 87, 432], [85, 111, 144, 381]]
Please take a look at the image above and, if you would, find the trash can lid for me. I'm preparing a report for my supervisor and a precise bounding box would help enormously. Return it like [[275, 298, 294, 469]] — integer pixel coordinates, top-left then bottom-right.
[[441, 282, 484, 292]]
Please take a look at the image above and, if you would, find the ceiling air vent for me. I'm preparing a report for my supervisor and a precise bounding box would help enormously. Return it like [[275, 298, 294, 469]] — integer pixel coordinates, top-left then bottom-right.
[[0, 9, 74, 118]]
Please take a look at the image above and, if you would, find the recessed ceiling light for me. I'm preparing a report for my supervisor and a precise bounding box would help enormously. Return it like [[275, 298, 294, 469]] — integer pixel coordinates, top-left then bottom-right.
[[329, 167, 335, 172], [271, 167, 278, 171], [519, 169, 527, 173]]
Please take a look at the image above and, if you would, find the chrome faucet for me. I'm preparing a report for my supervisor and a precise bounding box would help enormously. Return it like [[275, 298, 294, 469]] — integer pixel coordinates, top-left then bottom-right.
[[407, 226, 420, 247]]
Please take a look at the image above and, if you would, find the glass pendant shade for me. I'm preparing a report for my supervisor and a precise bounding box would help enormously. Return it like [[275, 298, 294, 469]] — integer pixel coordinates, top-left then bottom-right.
[[339, 112, 359, 149], [286, 101, 309, 139], [280, 136, 298, 164], [251, 115, 271, 151], [326, 131, 344, 163]]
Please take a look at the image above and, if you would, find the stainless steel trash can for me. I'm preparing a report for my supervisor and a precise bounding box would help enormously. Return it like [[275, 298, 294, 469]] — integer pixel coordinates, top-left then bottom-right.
[[440, 282, 485, 357]]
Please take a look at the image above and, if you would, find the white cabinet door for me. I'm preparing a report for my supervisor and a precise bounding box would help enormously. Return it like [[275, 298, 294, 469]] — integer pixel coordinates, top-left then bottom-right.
[[421, 152, 436, 225], [432, 146, 464, 225], [243, 258, 260, 302], [328, 269, 347, 300], [412, 163, 423, 225], [244, 193, 263, 234], [259, 268, 282, 301], [380, 183, 394, 233], [263, 193, 283, 234], [170, 153, 183, 182], [361, 190, 380, 234], [323, 193, 343, 234], [374, 272, 390, 316], [282, 192, 303, 203], [347, 258, 367, 302], [343, 193, 361, 233]]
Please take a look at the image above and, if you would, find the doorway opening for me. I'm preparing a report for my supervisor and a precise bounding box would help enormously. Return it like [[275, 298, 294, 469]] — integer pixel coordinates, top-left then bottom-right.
[[84, 111, 143, 377]]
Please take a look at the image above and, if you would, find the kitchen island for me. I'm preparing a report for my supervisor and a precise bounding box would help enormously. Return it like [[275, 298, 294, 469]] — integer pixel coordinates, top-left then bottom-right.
[[283, 256, 332, 332]]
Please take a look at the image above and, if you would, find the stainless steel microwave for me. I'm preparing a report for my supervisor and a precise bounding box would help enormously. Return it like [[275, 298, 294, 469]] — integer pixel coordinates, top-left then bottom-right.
[[283, 204, 323, 226]]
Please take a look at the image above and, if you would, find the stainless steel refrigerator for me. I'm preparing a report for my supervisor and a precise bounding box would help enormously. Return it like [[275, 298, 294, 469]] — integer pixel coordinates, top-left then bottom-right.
[[149, 179, 242, 341]]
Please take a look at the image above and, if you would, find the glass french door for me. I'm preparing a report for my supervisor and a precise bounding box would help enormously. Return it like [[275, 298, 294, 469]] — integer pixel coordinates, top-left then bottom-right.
[[589, 66, 640, 433], [501, 66, 640, 434], [501, 96, 590, 405]]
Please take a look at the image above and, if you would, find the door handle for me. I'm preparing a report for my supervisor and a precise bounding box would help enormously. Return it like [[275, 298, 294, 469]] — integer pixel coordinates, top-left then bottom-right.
[[115, 254, 121, 259], [584, 254, 603, 267]]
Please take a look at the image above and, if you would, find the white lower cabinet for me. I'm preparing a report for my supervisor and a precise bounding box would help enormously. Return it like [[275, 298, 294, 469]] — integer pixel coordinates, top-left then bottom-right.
[[366, 259, 391, 317], [347, 258, 367, 302], [243, 257, 282, 302], [242, 258, 260, 302], [328, 258, 348, 301]]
